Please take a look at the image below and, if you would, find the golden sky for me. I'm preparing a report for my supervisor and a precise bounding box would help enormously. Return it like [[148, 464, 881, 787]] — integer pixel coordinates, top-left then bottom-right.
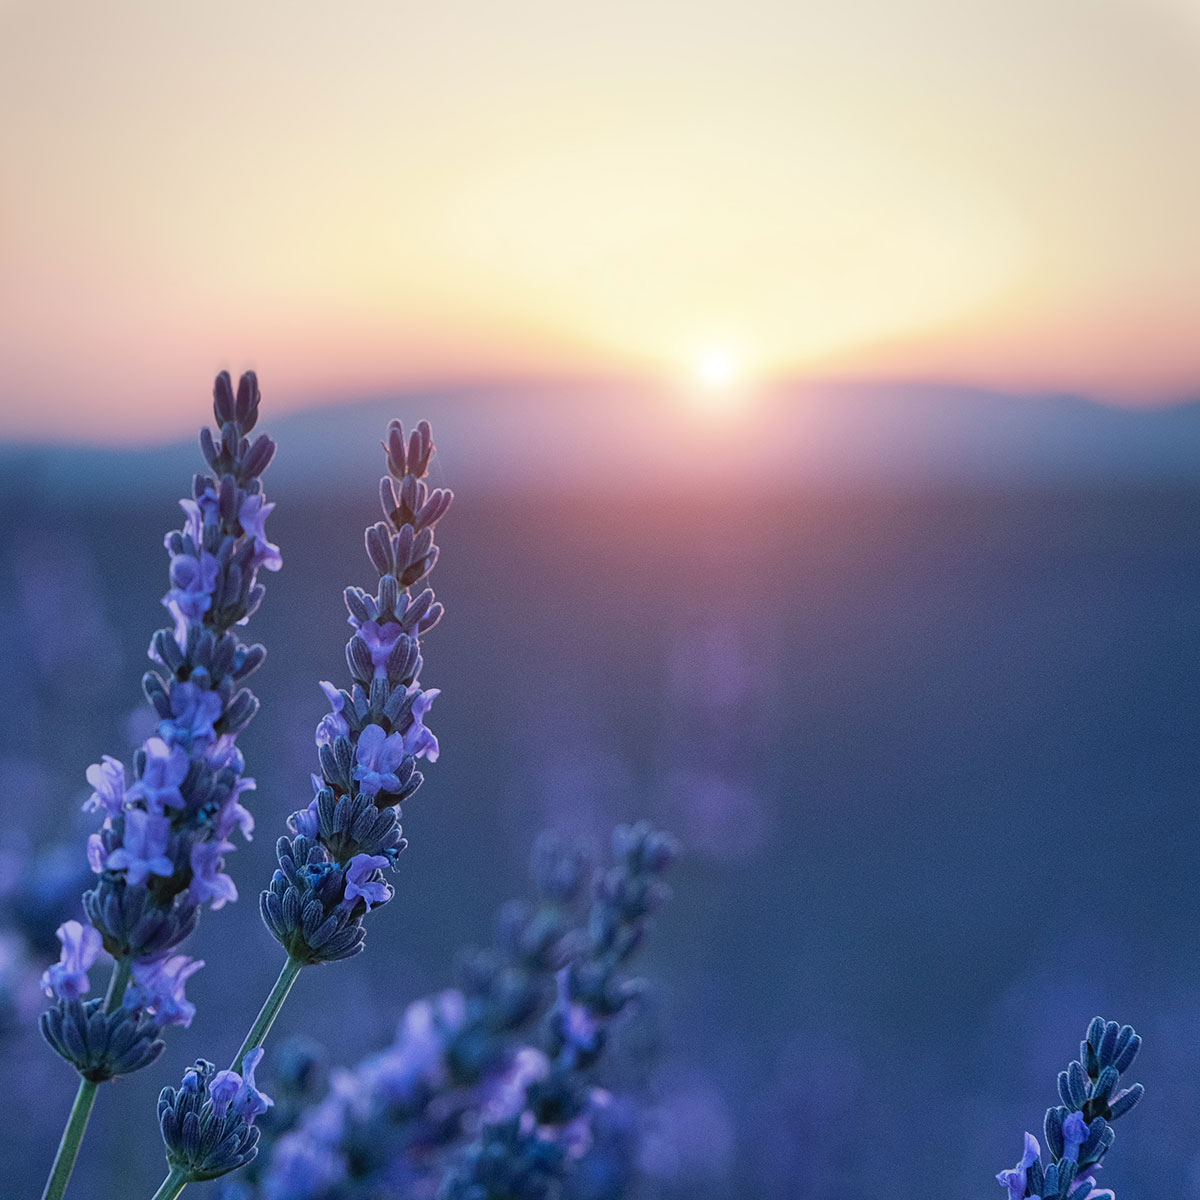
[[1, 0, 1198, 440]]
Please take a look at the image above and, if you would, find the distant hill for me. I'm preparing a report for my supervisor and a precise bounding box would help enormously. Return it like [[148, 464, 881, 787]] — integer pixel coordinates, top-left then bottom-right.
[[2, 381, 1199, 503]]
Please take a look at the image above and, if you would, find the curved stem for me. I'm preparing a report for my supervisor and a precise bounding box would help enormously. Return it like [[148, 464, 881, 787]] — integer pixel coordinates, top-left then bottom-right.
[[40, 956, 133, 1200], [149, 1165, 188, 1200], [232, 955, 303, 1073]]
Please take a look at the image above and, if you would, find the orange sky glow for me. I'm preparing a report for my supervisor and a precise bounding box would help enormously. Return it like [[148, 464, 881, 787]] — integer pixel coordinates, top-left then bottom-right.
[[1, 0, 1198, 442]]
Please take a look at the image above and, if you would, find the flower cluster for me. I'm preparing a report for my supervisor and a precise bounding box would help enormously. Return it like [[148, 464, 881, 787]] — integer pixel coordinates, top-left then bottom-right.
[[260, 420, 450, 966], [141, 419, 451, 1198], [39, 370, 279, 1082], [997, 1018, 1144, 1200], [438, 822, 679, 1200], [232, 822, 677, 1200], [158, 1049, 274, 1182]]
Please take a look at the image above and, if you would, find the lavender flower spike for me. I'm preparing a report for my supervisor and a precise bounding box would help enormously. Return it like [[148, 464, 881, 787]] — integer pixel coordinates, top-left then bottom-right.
[[39, 371, 281, 1200], [261, 417, 451, 967], [158, 1059, 267, 1182], [997, 1018, 1144, 1200]]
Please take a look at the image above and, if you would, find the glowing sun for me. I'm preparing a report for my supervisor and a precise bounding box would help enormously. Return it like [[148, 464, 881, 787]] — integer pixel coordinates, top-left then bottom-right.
[[695, 347, 740, 391]]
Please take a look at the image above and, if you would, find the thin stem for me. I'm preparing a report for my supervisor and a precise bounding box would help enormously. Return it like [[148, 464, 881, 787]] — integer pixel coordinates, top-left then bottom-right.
[[40, 956, 133, 1200], [39, 1079, 97, 1200], [104, 955, 133, 1013], [231, 955, 303, 1072], [148, 1165, 188, 1200]]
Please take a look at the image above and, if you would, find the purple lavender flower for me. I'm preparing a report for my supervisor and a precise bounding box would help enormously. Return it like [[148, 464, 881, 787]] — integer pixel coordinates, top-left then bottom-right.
[[82, 755, 126, 817], [1062, 1111, 1089, 1163], [263, 1135, 346, 1200], [288, 799, 320, 840], [86, 834, 106, 873], [160, 681, 223, 750], [126, 736, 189, 813], [357, 620, 404, 678], [179, 488, 219, 544], [188, 838, 238, 909], [352, 723, 407, 797], [41, 921, 103, 1001], [207, 732, 246, 774], [164, 550, 219, 620], [482, 1047, 551, 1122], [403, 686, 440, 762], [106, 809, 174, 885], [41, 373, 282, 1200], [343, 854, 392, 912], [360, 990, 465, 1105], [315, 681, 349, 746], [259, 419, 449, 977], [998, 1020, 1144, 1200], [126, 953, 204, 1027], [215, 776, 257, 842], [211, 1046, 274, 1124], [238, 493, 283, 573], [555, 965, 602, 1056], [996, 1131, 1040, 1200]]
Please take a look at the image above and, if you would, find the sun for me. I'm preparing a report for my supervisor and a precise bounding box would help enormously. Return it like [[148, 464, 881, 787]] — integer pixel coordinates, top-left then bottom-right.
[[695, 347, 740, 392], [681, 346, 753, 415]]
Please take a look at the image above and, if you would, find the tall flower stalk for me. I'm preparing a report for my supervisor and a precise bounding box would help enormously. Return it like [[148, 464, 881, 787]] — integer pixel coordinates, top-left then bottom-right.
[[149, 419, 452, 1200], [38, 371, 280, 1200]]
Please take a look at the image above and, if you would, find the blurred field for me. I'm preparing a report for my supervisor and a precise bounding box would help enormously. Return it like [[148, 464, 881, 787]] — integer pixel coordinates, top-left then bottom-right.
[[3, 470, 1199, 1197]]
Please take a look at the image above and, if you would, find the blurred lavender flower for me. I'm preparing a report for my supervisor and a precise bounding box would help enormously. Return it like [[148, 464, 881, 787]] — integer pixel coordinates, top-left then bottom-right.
[[997, 1018, 1144, 1200], [438, 822, 679, 1200], [237, 822, 677, 1200], [0, 829, 94, 1040]]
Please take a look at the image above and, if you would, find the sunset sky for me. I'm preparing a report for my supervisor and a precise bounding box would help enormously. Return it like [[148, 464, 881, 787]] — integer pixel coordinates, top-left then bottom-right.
[[1, 0, 1198, 442]]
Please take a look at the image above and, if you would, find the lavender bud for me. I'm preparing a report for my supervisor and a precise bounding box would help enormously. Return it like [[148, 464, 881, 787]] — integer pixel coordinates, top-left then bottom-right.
[[41, 998, 165, 1081], [212, 371, 236, 424]]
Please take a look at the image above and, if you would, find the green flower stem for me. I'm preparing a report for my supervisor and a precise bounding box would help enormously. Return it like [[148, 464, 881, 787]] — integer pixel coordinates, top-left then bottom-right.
[[149, 955, 305, 1200], [231, 955, 303, 1072], [40, 956, 133, 1200], [148, 1164, 188, 1200]]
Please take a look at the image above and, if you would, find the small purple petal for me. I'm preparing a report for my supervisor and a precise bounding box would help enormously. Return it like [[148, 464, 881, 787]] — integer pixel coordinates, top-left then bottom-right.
[[83, 756, 126, 817], [41, 920, 103, 1001], [343, 853, 392, 912]]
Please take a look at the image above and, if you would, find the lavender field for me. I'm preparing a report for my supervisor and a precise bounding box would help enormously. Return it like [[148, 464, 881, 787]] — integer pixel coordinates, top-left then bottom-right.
[[3, 399, 1197, 1195]]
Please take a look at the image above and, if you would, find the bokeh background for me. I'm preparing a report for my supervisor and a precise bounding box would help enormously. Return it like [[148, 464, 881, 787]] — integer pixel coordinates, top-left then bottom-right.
[[3, 2, 1200, 1197]]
